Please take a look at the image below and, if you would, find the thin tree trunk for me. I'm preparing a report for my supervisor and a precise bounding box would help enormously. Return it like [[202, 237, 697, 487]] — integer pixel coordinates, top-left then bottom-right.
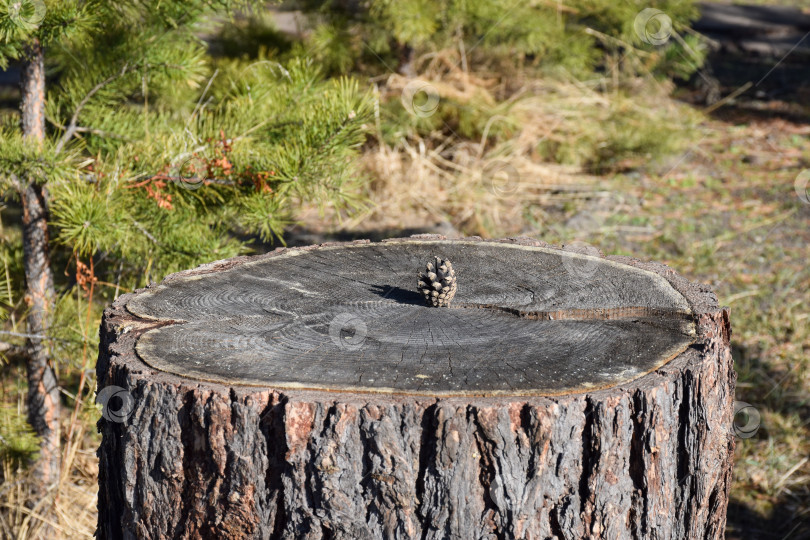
[[20, 38, 61, 494]]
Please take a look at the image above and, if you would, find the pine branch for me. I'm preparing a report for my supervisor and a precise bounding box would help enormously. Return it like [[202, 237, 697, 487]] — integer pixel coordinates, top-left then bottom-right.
[[188, 68, 219, 126], [5, 172, 22, 191], [0, 330, 50, 340], [146, 175, 239, 186], [315, 111, 359, 154], [129, 218, 198, 258], [72, 126, 132, 140], [55, 63, 133, 154], [0, 340, 28, 358], [48, 117, 131, 142], [130, 218, 159, 245]]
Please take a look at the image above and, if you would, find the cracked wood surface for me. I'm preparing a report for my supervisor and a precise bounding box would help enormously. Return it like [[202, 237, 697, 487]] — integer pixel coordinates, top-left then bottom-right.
[[97, 236, 735, 539], [127, 237, 695, 396]]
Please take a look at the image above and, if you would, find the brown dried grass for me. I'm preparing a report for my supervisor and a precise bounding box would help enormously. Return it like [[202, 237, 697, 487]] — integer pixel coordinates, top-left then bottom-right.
[[296, 57, 697, 239], [1, 387, 98, 539]]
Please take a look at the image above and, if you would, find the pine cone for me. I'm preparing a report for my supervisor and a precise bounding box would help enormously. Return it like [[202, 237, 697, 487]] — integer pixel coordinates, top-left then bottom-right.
[[417, 257, 457, 307]]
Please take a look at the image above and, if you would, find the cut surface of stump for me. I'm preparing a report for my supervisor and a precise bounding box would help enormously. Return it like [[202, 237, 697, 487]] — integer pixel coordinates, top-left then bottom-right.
[[128, 238, 696, 395], [97, 236, 735, 540]]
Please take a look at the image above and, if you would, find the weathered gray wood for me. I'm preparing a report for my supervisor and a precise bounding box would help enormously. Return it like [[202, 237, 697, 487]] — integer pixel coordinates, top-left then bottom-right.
[[97, 236, 735, 539], [127, 238, 695, 396]]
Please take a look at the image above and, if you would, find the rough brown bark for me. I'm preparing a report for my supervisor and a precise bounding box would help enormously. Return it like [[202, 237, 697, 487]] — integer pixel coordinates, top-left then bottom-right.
[[20, 38, 61, 491], [97, 236, 735, 539]]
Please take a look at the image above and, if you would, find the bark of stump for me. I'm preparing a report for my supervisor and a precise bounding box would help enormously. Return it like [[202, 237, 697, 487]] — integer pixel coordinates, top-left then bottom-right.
[[96, 236, 736, 540]]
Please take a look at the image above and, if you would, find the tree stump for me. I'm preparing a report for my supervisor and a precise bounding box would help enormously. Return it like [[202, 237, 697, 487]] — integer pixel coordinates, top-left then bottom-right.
[[96, 236, 736, 540]]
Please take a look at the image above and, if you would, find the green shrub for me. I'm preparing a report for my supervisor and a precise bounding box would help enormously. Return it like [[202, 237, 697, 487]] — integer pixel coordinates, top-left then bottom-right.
[[300, 0, 702, 80]]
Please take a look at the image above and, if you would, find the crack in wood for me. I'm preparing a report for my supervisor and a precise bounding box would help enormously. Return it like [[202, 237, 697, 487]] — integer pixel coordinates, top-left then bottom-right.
[[450, 302, 694, 325]]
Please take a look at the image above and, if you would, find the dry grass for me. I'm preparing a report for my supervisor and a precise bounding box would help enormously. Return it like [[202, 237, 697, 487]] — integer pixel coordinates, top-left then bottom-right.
[[297, 59, 700, 241], [1, 367, 99, 539], [0, 454, 98, 539]]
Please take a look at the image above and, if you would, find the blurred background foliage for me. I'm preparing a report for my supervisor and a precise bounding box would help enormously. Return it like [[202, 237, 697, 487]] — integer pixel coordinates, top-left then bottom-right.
[[215, 0, 707, 170]]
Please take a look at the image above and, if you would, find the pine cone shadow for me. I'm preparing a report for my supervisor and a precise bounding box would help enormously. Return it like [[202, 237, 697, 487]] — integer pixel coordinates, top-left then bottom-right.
[[369, 285, 424, 306]]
